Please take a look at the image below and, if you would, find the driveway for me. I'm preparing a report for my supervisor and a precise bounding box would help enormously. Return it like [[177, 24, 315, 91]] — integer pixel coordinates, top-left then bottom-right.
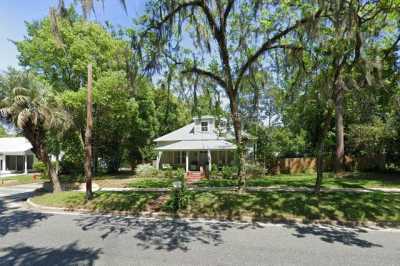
[[0, 184, 400, 266]]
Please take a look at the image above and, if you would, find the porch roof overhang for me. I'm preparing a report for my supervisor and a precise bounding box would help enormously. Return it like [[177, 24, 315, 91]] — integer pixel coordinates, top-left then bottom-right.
[[155, 140, 236, 151], [0, 137, 33, 154]]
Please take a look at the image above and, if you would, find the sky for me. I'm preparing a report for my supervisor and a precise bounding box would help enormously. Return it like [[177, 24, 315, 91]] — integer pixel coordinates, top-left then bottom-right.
[[0, 0, 146, 72]]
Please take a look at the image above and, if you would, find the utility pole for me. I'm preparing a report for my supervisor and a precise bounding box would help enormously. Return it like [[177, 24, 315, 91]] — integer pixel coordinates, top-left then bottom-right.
[[84, 63, 93, 199]]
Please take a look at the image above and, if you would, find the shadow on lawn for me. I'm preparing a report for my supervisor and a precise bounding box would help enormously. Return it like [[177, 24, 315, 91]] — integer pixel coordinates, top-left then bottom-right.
[[192, 191, 400, 224], [0, 192, 50, 237], [0, 242, 101, 266]]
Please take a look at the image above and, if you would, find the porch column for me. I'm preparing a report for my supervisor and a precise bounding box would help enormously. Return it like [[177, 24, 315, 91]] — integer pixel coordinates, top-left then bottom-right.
[[2, 154, 6, 172], [185, 152, 189, 172], [156, 151, 162, 170], [2, 155, 6, 172], [207, 150, 212, 172], [24, 154, 28, 174]]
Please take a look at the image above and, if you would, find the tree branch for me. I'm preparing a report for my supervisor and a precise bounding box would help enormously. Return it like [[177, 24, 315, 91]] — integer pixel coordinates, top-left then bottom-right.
[[222, 0, 235, 30], [182, 67, 227, 89], [234, 9, 322, 91], [383, 32, 400, 59], [268, 44, 303, 50], [145, 0, 202, 34]]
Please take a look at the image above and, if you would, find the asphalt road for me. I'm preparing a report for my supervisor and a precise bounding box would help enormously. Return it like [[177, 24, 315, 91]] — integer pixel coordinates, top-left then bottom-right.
[[1, 184, 400, 266]]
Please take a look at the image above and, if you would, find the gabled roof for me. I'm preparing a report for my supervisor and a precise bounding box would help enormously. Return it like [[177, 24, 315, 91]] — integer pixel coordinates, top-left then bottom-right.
[[0, 137, 33, 153], [155, 140, 236, 151], [154, 122, 235, 142]]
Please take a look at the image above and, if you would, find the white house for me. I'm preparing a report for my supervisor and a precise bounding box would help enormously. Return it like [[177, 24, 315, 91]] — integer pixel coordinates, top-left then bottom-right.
[[0, 137, 35, 175], [154, 116, 254, 175]]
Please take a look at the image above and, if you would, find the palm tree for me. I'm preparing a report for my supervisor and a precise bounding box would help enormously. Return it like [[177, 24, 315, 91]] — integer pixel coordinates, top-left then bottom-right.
[[0, 74, 68, 192]]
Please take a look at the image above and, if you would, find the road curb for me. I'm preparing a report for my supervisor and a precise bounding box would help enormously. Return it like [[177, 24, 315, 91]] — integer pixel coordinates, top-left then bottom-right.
[[26, 197, 90, 213], [25, 197, 400, 229], [26, 197, 173, 218]]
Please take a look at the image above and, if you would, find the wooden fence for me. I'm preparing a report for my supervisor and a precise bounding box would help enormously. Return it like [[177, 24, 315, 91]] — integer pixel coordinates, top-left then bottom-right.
[[272, 155, 386, 174]]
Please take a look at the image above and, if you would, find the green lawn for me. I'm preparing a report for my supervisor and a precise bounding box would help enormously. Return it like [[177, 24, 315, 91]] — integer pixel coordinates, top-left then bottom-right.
[[179, 191, 400, 223], [32, 191, 163, 213], [0, 174, 42, 186], [31, 190, 400, 223], [127, 177, 174, 188], [61, 171, 400, 190], [196, 172, 400, 189]]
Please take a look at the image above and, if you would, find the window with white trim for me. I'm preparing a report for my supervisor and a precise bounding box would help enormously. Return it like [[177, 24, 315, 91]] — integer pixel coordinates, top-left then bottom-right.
[[201, 121, 208, 132]]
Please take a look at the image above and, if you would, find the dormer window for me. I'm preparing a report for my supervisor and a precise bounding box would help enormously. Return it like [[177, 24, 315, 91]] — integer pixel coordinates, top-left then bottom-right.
[[201, 121, 208, 132]]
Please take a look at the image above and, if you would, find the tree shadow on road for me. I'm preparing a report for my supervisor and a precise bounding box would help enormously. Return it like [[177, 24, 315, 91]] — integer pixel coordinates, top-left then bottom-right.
[[0, 192, 50, 237], [285, 223, 383, 248], [0, 242, 101, 266], [75, 215, 263, 252]]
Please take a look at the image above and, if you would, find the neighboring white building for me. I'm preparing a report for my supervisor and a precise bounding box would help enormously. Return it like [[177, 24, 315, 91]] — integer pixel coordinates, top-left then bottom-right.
[[0, 137, 35, 175], [154, 116, 255, 173]]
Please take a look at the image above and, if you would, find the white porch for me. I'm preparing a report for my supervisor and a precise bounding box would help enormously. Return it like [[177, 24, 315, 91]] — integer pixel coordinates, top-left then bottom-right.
[[0, 137, 35, 175], [155, 139, 237, 174], [0, 152, 34, 175], [155, 150, 235, 172]]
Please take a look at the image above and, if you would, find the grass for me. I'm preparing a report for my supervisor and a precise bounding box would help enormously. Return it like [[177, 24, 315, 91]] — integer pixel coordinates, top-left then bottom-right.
[[196, 172, 400, 189], [179, 191, 400, 223], [127, 177, 175, 188], [31, 190, 400, 223], [0, 174, 42, 186], [58, 171, 400, 190], [31, 191, 163, 213]]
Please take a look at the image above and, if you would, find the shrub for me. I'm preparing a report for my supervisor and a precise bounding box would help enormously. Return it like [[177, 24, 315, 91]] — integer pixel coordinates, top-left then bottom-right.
[[33, 161, 47, 176], [222, 166, 237, 179], [168, 168, 188, 212], [162, 163, 172, 170], [209, 164, 220, 178], [163, 168, 174, 179], [175, 168, 186, 184], [135, 163, 159, 178], [245, 163, 265, 178]]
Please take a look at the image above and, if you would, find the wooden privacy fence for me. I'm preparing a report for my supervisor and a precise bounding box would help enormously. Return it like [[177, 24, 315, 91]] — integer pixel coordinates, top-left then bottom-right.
[[272, 155, 386, 174]]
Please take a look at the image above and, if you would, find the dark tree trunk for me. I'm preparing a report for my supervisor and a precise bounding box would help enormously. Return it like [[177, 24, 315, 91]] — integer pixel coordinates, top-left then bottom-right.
[[229, 91, 246, 189], [84, 64, 93, 200], [23, 127, 62, 192], [314, 107, 334, 194], [314, 141, 324, 193], [335, 83, 345, 173]]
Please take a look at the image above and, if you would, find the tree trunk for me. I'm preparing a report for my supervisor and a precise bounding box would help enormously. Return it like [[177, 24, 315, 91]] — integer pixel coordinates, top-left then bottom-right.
[[47, 158, 62, 193], [314, 107, 334, 193], [23, 129, 63, 193], [314, 141, 324, 194], [335, 82, 345, 173], [229, 92, 246, 189], [84, 63, 93, 200]]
